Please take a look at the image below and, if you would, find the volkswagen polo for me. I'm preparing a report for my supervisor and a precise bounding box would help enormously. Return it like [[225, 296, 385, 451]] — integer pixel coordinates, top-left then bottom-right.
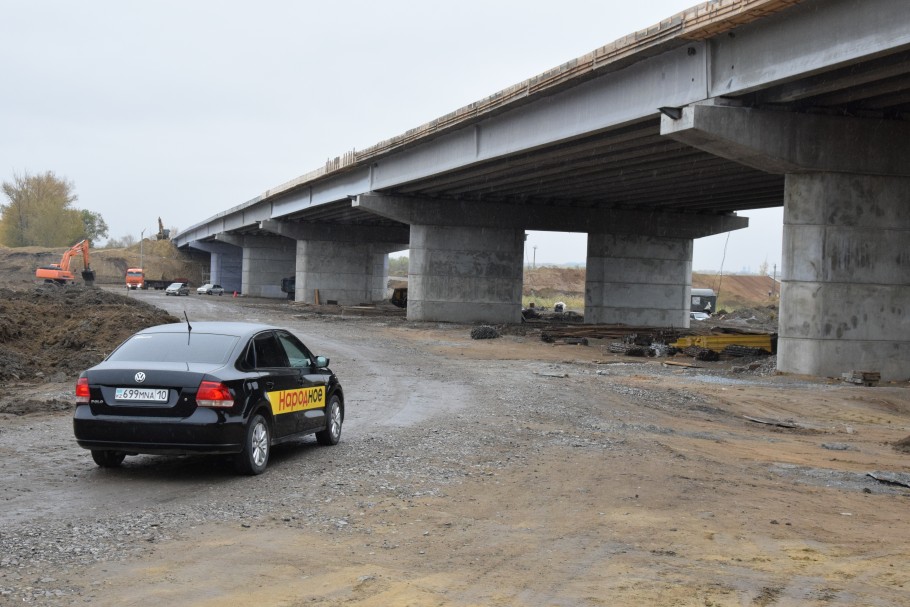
[[73, 321, 344, 475]]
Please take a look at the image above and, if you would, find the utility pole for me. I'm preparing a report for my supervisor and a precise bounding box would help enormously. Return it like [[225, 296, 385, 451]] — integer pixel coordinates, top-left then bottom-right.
[[532, 246, 537, 269], [773, 263, 777, 298], [140, 228, 146, 269]]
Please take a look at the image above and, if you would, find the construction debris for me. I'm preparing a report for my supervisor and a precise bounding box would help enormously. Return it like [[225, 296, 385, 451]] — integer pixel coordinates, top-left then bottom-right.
[[663, 360, 699, 369], [540, 325, 680, 343], [866, 471, 910, 488], [744, 415, 798, 429], [842, 370, 881, 387], [471, 325, 500, 340], [724, 344, 770, 357], [683, 346, 720, 361], [672, 333, 773, 354]]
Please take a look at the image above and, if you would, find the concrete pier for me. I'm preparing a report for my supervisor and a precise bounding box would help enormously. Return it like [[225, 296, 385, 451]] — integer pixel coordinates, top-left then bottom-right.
[[408, 224, 524, 323], [240, 235, 296, 298], [586, 233, 692, 327], [354, 193, 743, 325], [664, 103, 910, 380], [258, 221, 408, 305], [779, 173, 910, 380], [188, 240, 242, 294]]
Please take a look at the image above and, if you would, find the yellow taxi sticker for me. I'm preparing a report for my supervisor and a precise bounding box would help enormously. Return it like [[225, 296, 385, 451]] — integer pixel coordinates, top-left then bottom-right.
[[267, 386, 325, 415]]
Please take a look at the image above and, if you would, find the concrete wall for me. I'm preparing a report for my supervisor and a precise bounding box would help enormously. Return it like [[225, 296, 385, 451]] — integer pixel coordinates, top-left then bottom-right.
[[408, 224, 524, 323], [778, 173, 910, 380], [586, 233, 692, 327]]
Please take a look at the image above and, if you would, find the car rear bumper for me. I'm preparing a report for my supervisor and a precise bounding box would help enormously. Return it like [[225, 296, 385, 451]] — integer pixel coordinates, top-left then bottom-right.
[[73, 405, 246, 455]]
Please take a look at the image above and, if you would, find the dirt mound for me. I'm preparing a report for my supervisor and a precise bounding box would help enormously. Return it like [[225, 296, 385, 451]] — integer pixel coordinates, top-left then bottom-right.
[[523, 266, 584, 296], [693, 272, 779, 308], [0, 241, 208, 288], [0, 285, 179, 385]]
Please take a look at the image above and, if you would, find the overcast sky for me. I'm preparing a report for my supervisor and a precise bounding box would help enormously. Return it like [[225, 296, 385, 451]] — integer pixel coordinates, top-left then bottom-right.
[[1, 0, 782, 274]]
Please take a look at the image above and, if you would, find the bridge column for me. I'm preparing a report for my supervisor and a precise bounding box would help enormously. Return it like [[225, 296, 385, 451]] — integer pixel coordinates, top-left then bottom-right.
[[240, 235, 296, 298], [189, 240, 243, 294], [353, 195, 530, 323], [409, 224, 524, 323], [354, 193, 743, 325], [586, 233, 692, 327], [296, 240, 397, 305], [663, 103, 910, 380], [259, 221, 409, 305], [781, 173, 910, 380]]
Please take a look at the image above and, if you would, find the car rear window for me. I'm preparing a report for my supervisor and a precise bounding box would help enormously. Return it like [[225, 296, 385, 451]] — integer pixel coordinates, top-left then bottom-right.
[[107, 332, 240, 364]]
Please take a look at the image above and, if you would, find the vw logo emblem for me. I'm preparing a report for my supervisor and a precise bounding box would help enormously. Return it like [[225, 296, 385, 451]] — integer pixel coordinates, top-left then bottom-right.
[[135, 372, 146, 383]]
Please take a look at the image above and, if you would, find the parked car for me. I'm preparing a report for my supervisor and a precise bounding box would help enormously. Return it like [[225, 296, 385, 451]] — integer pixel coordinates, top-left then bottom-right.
[[73, 321, 345, 475], [690, 311, 710, 321], [197, 283, 225, 296], [165, 282, 190, 296]]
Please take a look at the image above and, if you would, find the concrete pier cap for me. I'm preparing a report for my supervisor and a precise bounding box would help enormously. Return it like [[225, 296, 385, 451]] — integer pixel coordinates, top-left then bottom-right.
[[354, 193, 747, 325], [258, 219, 408, 305], [662, 100, 910, 380]]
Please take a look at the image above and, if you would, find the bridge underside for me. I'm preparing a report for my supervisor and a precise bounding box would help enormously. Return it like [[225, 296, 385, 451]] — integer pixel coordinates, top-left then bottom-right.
[[180, 0, 910, 379]]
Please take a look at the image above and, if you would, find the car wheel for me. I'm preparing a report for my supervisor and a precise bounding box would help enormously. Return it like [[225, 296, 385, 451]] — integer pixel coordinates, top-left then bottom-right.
[[316, 395, 342, 446], [235, 413, 270, 475], [91, 450, 125, 468]]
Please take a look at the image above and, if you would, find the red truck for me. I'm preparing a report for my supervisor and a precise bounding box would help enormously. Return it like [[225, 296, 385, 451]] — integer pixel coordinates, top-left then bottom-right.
[[125, 268, 187, 290]]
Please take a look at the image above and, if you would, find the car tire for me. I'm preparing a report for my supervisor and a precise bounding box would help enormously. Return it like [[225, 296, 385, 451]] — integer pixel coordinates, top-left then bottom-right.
[[235, 413, 270, 475], [316, 395, 342, 446], [91, 450, 125, 468]]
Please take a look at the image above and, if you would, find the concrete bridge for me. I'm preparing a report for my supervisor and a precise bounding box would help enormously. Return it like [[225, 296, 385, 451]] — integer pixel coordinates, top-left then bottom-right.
[[174, 0, 910, 381]]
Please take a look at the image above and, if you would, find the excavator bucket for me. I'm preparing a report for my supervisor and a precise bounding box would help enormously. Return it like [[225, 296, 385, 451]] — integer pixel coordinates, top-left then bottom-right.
[[81, 269, 96, 287]]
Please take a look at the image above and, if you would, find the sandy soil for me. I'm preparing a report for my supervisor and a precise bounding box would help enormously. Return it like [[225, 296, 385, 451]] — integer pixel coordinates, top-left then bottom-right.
[[0, 286, 908, 606]]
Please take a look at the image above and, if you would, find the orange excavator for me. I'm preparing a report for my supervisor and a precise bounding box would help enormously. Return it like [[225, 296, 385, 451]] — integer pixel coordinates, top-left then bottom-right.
[[35, 240, 96, 286]]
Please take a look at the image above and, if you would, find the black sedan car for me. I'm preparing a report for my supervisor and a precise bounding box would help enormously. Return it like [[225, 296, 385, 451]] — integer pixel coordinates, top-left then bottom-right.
[[73, 321, 344, 475]]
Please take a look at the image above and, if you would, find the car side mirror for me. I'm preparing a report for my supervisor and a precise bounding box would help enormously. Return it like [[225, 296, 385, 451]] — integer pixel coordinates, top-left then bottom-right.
[[314, 356, 330, 369]]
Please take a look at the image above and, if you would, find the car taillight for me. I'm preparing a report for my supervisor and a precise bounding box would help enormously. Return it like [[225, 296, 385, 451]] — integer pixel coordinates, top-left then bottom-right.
[[196, 381, 234, 408], [76, 377, 90, 404]]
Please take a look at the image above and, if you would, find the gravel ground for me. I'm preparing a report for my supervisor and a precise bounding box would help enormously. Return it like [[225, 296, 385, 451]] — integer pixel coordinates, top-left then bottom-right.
[[1, 291, 909, 606]]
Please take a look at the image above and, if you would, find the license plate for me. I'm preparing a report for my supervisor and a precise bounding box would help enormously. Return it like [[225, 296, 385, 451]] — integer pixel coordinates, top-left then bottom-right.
[[115, 387, 169, 402]]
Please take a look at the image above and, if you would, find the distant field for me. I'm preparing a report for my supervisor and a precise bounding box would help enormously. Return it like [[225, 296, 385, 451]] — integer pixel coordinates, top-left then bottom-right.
[[522, 266, 779, 312]]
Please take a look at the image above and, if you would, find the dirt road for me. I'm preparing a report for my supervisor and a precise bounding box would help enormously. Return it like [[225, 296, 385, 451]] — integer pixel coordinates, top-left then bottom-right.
[[1, 290, 908, 606]]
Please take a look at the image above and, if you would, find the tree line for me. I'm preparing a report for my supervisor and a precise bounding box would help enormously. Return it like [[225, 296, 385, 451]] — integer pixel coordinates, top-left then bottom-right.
[[0, 171, 108, 247]]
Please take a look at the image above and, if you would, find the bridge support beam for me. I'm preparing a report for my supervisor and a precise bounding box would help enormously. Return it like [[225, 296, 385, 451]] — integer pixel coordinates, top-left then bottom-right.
[[586, 233, 692, 327], [259, 221, 409, 305], [663, 103, 910, 380]]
